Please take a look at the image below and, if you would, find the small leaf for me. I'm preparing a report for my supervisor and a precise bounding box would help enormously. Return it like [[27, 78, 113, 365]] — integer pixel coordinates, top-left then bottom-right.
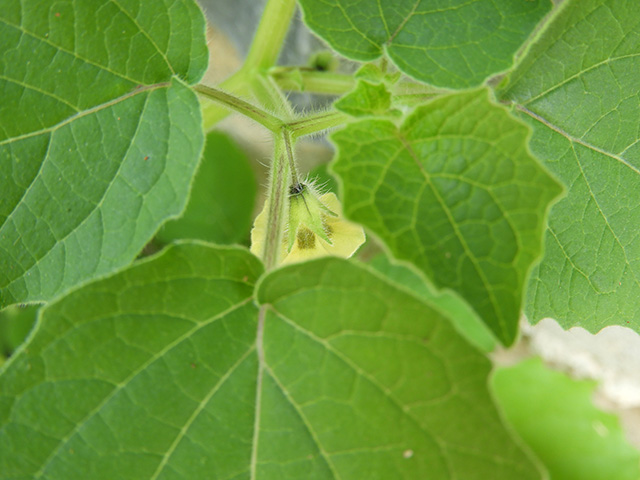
[[0, 0, 208, 307], [0, 245, 541, 479], [498, 0, 640, 332], [332, 89, 563, 345], [156, 131, 257, 245], [297, 0, 551, 88], [492, 358, 640, 480], [334, 80, 399, 118]]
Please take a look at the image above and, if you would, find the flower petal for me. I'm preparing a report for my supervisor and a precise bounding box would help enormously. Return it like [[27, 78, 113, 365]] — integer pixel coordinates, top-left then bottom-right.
[[282, 193, 365, 265], [250, 191, 366, 266], [249, 200, 268, 259]]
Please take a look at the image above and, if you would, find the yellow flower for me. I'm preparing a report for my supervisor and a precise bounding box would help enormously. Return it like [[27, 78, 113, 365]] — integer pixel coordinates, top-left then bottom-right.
[[250, 185, 365, 266]]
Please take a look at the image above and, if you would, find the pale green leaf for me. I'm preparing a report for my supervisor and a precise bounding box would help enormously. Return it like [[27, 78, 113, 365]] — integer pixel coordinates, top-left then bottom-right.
[[334, 80, 396, 118], [492, 358, 640, 480], [255, 258, 539, 479], [498, 0, 640, 332], [332, 89, 562, 345], [156, 131, 257, 245], [0, 244, 540, 479], [297, 0, 551, 88], [0, 0, 208, 307], [368, 255, 497, 352]]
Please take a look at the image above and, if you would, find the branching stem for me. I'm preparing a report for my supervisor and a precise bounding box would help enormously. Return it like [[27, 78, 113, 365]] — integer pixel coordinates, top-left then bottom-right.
[[194, 84, 283, 132], [288, 111, 351, 139]]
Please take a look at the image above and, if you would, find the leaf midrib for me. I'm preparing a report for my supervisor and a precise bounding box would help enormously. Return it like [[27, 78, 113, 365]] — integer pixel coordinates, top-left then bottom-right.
[[149, 346, 257, 480]]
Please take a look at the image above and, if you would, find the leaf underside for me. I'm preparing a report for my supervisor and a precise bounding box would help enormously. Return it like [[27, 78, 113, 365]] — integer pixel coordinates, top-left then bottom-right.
[[0, 243, 540, 479]]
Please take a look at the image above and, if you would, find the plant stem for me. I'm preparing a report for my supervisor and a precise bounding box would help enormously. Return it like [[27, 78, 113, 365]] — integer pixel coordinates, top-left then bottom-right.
[[392, 81, 447, 96], [281, 128, 298, 185], [262, 129, 292, 269], [244, 0, 297, 71], [200, 70, 251, 131], [251, 74, 295, 120], [271, 66, 449, 100], [270, 67, 356, 95], [194, 84, 283, 132], [288, 110, 350, 139]]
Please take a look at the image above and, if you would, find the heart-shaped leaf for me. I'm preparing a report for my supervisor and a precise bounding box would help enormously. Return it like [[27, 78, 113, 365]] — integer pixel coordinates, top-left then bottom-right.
[[0, 243, 541, 479], [332, 89, 563, 345]]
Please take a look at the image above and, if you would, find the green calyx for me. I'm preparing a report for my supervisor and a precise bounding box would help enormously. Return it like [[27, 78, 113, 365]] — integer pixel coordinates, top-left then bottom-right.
[[287, 183, 336, 251]]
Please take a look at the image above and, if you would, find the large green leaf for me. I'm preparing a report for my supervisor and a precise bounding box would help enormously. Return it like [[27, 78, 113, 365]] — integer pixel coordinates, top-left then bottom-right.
[[156, 131, 257, 246], [493, 358, 640, 480], [0, 0, 208, 307], [0, 243, 541, 479], [498, 0, 640, 332], [332, 89, 562, 345], [297, 0, 551, 89]]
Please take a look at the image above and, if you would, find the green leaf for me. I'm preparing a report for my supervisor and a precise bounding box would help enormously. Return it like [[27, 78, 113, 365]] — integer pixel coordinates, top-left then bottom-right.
[[332, 89, 563, 345], [0, 304, 39, 356], [0, 0, 208, 307], [0, 244, 540, 479], [492, 358, 640, 480], [156, 131, 257, 245], [297, 0, 551, 89], [368, 255, 497, 352], [0, 243, 264, 480], [256, 259, 540, 479], [498, 0, 640, 332], [334, 80, 398, 118]]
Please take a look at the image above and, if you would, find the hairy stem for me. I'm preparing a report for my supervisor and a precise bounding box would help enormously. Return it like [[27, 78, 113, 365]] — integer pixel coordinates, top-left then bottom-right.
[[281, 128, 299, 185], [194, 84, 282, 132], [270, 67, 356, 95], [252, 74, 295, 120], [262, 130, 292, 269], [288, 110, 350, 139], [200, 71, 251, 131]]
